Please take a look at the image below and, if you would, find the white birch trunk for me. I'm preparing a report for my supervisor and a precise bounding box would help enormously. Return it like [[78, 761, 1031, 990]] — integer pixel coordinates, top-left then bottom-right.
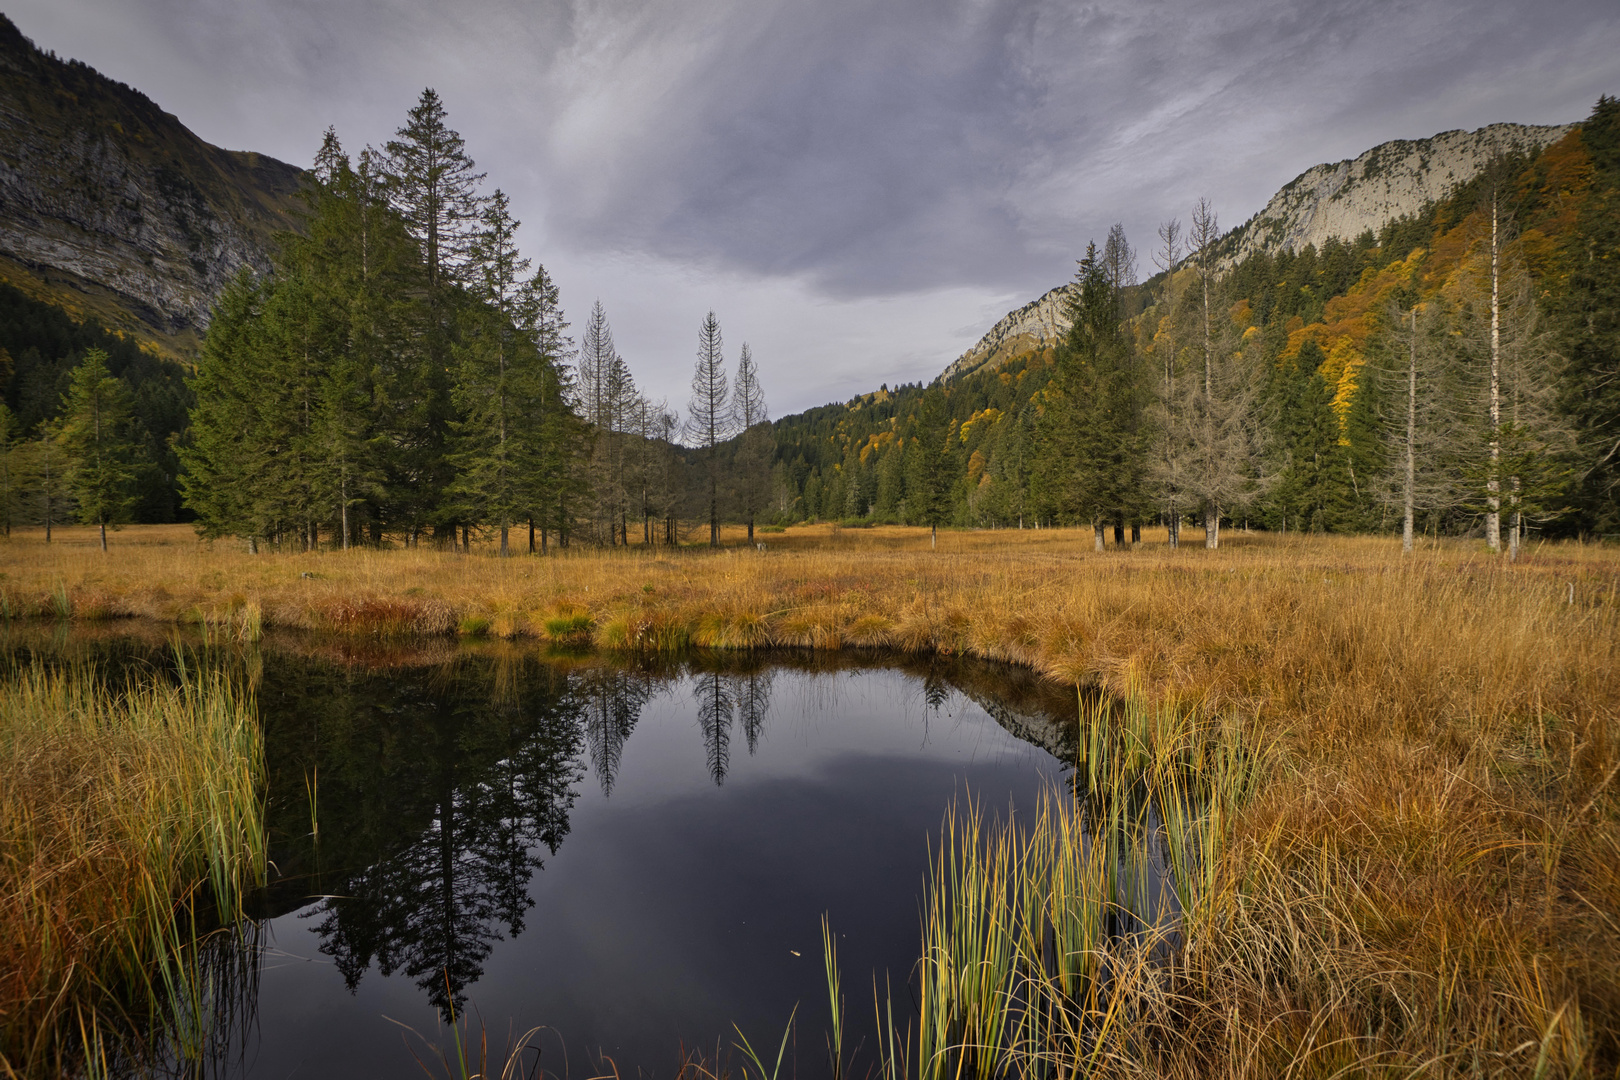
[[1486, 192, 1502, 553]]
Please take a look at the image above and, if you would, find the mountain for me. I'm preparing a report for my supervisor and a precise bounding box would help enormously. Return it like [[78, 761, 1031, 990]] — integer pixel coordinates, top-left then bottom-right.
[[936, 283, 1072, 383], [1219, 121, 1572, 264], [0, 14, 304, 357], [940, 120, 1573, 384]]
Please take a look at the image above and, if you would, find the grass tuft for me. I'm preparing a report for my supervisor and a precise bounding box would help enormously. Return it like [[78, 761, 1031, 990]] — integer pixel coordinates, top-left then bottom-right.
[[0, 659, 264, 1073]]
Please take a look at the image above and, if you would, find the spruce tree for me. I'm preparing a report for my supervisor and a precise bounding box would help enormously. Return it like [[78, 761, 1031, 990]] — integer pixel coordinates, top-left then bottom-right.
[[906, 391, 954, 547], [385, 89, 485, 544], [59, 348, 137, 550], [1181, 200, 1254, 547], [523, 264, 580, 554], [180, 269, 266, 543], [1271, 341, 1340, 533], [1041, 243, 1137, 549], [577, 301, 638, 544], [1560, 95, 1620, 532], [449, 190, 549, 556]]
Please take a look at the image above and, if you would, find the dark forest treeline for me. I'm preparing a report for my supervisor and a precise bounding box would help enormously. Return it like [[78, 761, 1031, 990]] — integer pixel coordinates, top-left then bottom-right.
[[0, 285, 191, 526], [179, 93, 585, 553], [166, 91, 769, 552], [767, 96, 1620, 546], [1, 87, 771, 551]]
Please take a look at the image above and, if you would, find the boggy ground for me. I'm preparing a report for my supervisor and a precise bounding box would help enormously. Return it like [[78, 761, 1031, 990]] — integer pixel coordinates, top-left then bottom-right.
[[2, 522, 1618, 1077]]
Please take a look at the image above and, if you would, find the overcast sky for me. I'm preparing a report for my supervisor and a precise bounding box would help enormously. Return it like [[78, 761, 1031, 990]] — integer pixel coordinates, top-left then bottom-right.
[[9, 0, 1619, 415]]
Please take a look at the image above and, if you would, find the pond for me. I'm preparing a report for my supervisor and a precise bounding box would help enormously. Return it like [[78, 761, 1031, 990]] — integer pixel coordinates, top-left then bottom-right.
[[19, 634, 1083, 1079]]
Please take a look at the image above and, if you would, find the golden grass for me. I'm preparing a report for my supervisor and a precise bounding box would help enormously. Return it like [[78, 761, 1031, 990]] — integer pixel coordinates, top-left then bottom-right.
[[1, 523, 1617, 1075], [0, 659, 264, 1074]]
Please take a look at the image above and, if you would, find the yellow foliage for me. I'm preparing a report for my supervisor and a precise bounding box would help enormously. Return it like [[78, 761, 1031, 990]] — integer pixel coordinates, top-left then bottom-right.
[[958, 407, 1002, 443], [1229, 297, 1254, 329], [858, 429, 898, 463]]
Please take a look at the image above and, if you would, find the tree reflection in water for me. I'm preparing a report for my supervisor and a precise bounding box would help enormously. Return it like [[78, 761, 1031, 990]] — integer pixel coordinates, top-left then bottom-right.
[[240, 648, 1056, 1019], [690, 658, 776, 785], [287, 660, 585, 1012], [579, 666, 655, 796]]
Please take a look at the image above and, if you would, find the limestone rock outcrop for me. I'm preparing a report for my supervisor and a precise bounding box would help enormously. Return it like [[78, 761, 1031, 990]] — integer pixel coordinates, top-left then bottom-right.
[[1221, 122, 1571, 264], [942, 121, 1573, 384]]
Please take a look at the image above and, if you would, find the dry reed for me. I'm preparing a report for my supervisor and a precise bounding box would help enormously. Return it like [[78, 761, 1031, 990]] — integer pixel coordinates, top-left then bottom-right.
[[0, 657, 264, 1075]]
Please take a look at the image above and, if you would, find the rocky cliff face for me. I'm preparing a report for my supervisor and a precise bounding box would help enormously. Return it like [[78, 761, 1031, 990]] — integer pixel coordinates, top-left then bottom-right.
[[1221, 122, 1571, 264], [937, 283, 1073, 383], [942, 121, 1573, 384], [0, 16, 303, 354]]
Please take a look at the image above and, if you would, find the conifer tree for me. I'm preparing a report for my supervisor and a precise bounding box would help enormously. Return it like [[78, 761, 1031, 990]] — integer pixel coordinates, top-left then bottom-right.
[[1457, 211, 1572, 556], [1270, 341, 1342, 533], [23, 421, 68, 543], [685, 312, 735, 546], [1149, 218, 1187, 547], [181, 270, 266, 544], [1372, 302, 1468, 550], [304, 139, 409, 547], [450, 190, 547, 556], [1040, 243, 1138, 549], [1182, 200, 1254, 547], [523, 264, 580, 553], [0, 402, 16, 537], [1560, 95, 1620, 532], [386, 88, 485, 296], [59, 348, 137, 550], [576, 301, 638, 544], [731, 343, 770, 542], [906, 391, 954, 547], [385, 89, 485, 543]]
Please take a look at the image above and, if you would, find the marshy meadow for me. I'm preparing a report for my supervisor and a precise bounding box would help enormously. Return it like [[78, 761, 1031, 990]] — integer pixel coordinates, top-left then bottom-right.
[[1, 523, 1617, 1078]]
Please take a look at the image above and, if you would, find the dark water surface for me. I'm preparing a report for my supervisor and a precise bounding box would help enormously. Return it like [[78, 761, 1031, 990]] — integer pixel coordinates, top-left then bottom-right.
[[21, 635, 1080, 1078]]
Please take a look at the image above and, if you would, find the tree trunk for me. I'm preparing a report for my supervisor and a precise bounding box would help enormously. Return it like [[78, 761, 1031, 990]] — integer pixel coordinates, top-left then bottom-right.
[[1205, 504, 1220, 549], [1094, 522, 1105, 552], [500, 523, 509, 557], [1404, 309, 1417, 554], [1130, 523, 1140, 544], [529, 518, 536, 555], [1509, 478, 1522, 563], [1486, 192, 1502, 553], [931, 522, 937, 550], [99, 521, 107, 552]]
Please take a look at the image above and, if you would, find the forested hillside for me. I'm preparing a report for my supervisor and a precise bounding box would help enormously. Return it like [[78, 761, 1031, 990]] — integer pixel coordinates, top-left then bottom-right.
[[766, 97, 1620, 545], [0, 284, 190, 524]]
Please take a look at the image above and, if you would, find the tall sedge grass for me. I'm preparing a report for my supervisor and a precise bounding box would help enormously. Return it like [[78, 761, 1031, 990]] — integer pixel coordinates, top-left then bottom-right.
[[888, 686, 1261, 1080], [0, 658, 264, 1075]]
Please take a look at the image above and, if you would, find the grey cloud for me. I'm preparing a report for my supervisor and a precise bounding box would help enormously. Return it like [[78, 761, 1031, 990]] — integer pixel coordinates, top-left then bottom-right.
[[8, 0, 1620, 378]]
